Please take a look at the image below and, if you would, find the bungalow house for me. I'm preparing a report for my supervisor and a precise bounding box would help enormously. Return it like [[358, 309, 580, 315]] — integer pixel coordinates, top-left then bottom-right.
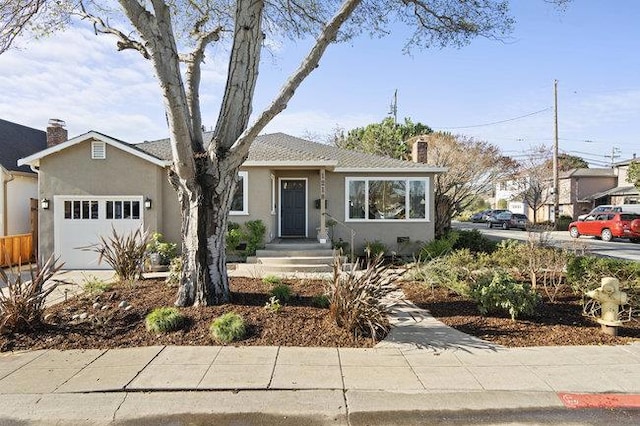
[[19, 130, 445, 269], [0, 118, 49, 236]]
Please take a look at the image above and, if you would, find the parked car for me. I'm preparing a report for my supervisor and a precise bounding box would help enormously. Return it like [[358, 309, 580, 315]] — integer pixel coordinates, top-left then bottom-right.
[[470, 209, 492, 223], [577, 205, 618, 221], [482, 209, 509, 222], [568, 212, 640, 242], [487, 211, 528, 230]]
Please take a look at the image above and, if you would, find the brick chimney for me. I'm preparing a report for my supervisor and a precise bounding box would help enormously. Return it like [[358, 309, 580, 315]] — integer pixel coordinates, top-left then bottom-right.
[[412, 137, 428, 163], [46, 119, 68, 147]]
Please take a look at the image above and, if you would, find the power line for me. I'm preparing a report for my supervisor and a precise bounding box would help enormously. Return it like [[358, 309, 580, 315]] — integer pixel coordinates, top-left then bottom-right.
[[434, 107, 552, 130]]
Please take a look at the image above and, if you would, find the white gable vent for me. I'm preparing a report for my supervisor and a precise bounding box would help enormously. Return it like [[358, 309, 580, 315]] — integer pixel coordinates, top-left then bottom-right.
[[91, 141, 106, 159]]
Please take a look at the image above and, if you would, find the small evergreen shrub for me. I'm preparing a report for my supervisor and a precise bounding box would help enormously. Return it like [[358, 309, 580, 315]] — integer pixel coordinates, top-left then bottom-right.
[[165, 257, 182, 287], [364, 240, 387, 258], [146, 232, 178, 265], [244, 220, 266, 256], [83, 276, 111, 294], [226, 222, 243, 252], [420, 232, 458, 260], [452, 229, 497, 254], [264, 296, 282, 313], [145, 307, 185, 333], [556, 215, 573, 232], [262, 274, 282, 286], [312, 294, 331, 309], [566, 255, 640, 295], [270, 284, 292, 303], [470, 271, 540, 320], [210, 312, 247, 343]]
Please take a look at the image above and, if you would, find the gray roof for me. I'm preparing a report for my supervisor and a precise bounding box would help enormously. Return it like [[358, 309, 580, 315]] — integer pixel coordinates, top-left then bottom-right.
[[560, 168, 616, 178], [0, 118, 47, 173], [582, 185, 639, 201], [135, 132, 436, 170]]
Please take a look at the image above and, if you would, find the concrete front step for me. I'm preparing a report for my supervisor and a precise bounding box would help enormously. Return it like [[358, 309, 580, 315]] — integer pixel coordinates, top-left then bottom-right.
[[249, 256, 337, 266], [234, 263, 334, 274], [264, 242, 332, 251], [255, 249, 334, 258]]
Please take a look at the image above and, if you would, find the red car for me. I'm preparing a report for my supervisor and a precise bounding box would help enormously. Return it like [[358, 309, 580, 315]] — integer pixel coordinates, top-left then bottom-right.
[[568, 212, 640, 243]]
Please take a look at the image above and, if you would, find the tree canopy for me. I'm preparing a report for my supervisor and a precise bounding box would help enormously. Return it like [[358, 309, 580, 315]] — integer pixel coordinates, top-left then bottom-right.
[[333, 117, 432, 160]]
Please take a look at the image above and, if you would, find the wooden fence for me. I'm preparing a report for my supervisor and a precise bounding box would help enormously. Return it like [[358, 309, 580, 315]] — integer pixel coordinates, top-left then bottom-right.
[[0, 233, 33, 267]]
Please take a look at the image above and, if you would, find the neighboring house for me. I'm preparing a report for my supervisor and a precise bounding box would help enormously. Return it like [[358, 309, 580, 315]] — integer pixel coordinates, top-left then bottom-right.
[[19, 131, 445, 269], [494, 178, 529, 214], [582, 157, 639, 207], [534, 168, 617, 221], [0, 118, 51, 236]]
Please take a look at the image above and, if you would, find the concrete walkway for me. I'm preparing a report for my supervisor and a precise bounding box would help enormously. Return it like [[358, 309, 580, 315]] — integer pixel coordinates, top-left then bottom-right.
[[1, 270, 640, 424]]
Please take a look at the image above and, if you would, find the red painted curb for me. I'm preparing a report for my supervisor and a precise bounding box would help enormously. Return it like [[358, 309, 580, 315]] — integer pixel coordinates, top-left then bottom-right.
[[559, 393, 640, 409]]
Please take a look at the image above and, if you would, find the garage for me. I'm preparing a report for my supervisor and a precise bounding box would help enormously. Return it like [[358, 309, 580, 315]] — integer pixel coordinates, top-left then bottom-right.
[[54, 196, 144, 269]]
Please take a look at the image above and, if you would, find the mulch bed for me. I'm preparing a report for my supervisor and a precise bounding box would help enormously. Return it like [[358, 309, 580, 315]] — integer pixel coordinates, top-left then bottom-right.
[[0, 277, 376, 352], [401, 281, 640, 347], [3, 277, 640, 352]]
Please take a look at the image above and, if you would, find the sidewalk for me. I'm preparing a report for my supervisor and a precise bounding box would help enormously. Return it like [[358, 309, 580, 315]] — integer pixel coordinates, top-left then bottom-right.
[[1, 271, 640, 424]]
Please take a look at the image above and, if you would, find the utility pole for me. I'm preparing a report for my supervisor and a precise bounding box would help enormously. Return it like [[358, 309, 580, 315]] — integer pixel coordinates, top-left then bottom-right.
[[605, 147, 621, 166], [389, 89, 398, 126], [553, 80, 559, 227]]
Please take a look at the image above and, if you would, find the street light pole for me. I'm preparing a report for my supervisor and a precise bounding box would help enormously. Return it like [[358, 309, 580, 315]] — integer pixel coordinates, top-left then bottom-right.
[[553, 80, 559, 227]]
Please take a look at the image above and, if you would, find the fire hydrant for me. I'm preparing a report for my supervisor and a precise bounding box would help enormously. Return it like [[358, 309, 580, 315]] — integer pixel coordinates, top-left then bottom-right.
[[586, 277, 628, 336]]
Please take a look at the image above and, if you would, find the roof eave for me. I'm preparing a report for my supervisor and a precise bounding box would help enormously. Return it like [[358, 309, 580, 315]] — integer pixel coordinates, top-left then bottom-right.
[[333, 167, 448, 173], [242, 160, 338, 168], [18, 131, 169, 168]]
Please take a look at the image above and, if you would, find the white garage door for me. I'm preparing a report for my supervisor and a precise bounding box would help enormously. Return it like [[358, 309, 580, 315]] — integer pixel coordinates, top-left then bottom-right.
[[54, 196, 144, 269]]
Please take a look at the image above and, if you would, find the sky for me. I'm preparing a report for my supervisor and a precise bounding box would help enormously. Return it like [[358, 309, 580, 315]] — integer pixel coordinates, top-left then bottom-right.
[[1, 1, 639, 168]]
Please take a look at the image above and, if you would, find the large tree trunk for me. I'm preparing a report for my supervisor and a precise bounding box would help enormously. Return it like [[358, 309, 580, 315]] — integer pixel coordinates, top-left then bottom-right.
[[174, 158, 239, 306]]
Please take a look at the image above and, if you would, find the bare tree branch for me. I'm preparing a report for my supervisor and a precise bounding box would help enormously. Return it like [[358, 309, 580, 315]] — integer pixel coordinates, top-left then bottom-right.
[[0, 0, 44, 54], [232, 0, 363, 167]]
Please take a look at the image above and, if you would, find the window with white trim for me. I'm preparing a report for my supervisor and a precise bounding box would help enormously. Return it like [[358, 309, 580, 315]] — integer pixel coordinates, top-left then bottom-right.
[[91, 141, 106, 159], [64, 200, 99, 220], [346, 177, 429, 221], [230, 171, 249, 215]]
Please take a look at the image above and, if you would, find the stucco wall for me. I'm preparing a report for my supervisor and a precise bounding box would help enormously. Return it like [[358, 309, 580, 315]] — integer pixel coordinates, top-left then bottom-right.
[[38, 139, 165, 260]]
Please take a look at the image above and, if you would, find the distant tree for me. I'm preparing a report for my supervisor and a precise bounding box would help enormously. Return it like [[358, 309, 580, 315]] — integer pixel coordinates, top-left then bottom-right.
[[627, 161, 640, 190], [516, 146, 553, 223], [334, 117, 432, 160], [544, 154, 588, 171], [416, 132, 517, 237]]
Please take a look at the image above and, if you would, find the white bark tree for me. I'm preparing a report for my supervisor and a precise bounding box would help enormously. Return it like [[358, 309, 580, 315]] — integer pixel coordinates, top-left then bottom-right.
[[1, 0, 558, 306]]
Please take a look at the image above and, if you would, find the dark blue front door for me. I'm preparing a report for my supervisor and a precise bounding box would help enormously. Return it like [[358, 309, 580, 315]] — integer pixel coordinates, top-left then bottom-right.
[[281, 180, 306, 237]]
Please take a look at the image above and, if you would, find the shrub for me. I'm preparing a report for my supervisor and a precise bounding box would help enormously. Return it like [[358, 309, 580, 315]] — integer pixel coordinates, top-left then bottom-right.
[[490, 239, 528, 272], [210, 312, 247, 343], [364, 240, 387, 259], [420, 232, 458, 260], [264, 296, 282, 313], [452, 229, 497, 254], [0, 255, 65, 334], [566, 255, 640, 295], [262, 274, 282, 286], [328, 254, 399, 339], [470, 271, 540, 320], [244, 220, 266, 256], [226, 222, 243, 252], [556, 215, 573, 232], [83, 226, 148, 284], [145, 307, 185, 333], [270, 284, 292, 303], [146, 232, 178, 265], [83, 276, 111, 294], [312, 294, 331, 309]]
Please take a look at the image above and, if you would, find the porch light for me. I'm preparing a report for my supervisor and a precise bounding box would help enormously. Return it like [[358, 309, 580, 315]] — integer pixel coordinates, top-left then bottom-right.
[[41, 198, 50, 210], [144, 197, 152, 209]]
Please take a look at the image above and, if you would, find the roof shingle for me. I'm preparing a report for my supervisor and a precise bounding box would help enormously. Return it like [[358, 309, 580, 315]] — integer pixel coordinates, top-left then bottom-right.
[[0, 119, 47, 173]]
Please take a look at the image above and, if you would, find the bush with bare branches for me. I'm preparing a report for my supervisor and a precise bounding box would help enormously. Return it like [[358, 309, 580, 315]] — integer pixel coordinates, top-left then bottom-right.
[[328, 255, 400, 340], [0, 256, 65, 334]]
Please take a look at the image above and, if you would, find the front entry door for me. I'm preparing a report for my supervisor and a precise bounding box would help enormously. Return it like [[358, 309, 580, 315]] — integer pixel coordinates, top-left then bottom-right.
[[281, 179, 306, 237]]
